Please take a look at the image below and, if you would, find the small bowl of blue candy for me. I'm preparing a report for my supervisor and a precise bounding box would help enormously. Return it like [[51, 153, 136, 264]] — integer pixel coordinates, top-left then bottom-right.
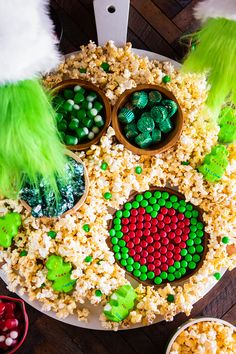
[[20, 151, 89, 219], [112, 84, 184, 156]]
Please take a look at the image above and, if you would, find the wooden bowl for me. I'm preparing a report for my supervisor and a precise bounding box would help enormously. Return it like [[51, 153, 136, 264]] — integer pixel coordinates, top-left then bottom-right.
[[51, 79, 111, 150], [0, 295, 29, 354], [21, 151, 89, 221], [112, 84, 184, 155], [107, 187, 209, 288]]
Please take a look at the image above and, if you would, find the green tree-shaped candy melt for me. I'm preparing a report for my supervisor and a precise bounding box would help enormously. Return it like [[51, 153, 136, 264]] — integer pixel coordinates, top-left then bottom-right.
[[0, 212, 21, 248], [198, 145, 229, 182], [46, 255, 76, 293], [103, 285, 137, 322], [218, 106, 236, 143]]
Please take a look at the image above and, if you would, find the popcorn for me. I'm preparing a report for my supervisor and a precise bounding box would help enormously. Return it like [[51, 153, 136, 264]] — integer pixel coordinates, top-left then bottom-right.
[[170, 321, 236, 354], [0, 41, 235, 327]]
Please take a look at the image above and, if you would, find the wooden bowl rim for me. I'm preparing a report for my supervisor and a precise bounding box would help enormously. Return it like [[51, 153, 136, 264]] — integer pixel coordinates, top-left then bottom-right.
[[51, 78, 112, 151], [111, 84, 184, 156], [20, 150, 89, 221], [107, 186, 209, 289]]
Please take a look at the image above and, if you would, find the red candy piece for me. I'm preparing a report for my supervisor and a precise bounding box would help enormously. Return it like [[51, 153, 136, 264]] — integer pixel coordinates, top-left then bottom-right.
[[129, 249, 135, 256], [154, 259, 161, 267], [182, 234, 189, 241], [184, 219, 190, 226], [179, 242, 186, 249], [174, 246, 181, 254], [157, 221, 165, 229], [183, 227, 190, 234], [147, 255, 154, 263], [150, 226, 157, 233], [140, 258, 147, 265], [167, 259, 174, 266], [129, 224, 136, 231], [148, 264, 155, 271], [160, 230, 167, 238], [122, 218, 129, 225], [0, 303, 5, 316], [122, 226, 129, 233], [170, 223, 177, 230], [154, 269, 161, 276], [168, 208, 176, 216], [135, 246, 142, 253], [146, 236, 153, 244], [151, 218, 158, 225], [143, 229, 150, 237], [162, 238, 169, 246], [141, 250, 148, 258], [160, 255, 167, 263], [5, 319, 18, 330], [138, 207, 146, 215], [129, 216, 136, 224], [137, 222, 144, 230], [164, 216, 171, 224], [160, 207, 168, 215], [160, 246, 167, 254], [154, 251, 161, 259], [157, 214, 164, 221], [144, 222, 151, 229], [178, 213, 185, 220], [135, 230, 142, 238], [123, 235, 130, 242], [133, 237, 140, 245], [166, 251, 173, 259], [137, 215, 144, 222], [174, 236, 181, 244], [147, 246, 154, 254], [174, 254, 181, 261], [171, 216, 178, 223], [154, 242, 161, 250], [144, 214, 151, 222], [127, 241, 134, 249], [175, 229, 182, 236], [134, 254, 140, 262], [153, 233, 160, 241], [141, 240, 148, 248], [161, 264, 168, 272], [128, 231, 135, 238], [164, 225, 171, 233], [131, 209, 138, 216], [167, 243, 174, 251], [168, 232, 175, 239]]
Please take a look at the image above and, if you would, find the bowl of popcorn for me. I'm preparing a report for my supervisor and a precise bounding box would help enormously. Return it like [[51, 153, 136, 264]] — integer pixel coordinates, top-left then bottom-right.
[[51, 79, 111, 150], [112, 84, 183, 155], [20, 151, 89, 219], [166, 317, 236, 354], [0, 296, 29, 353]]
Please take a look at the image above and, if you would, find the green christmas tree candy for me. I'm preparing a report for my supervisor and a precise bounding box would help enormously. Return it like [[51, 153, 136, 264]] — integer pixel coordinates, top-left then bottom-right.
[[198, 145, 229, 182], [46, 255, 76, 293], [0, 212, 21, 248], [103, 284, 137, 322], [218, 106, 236, 143]]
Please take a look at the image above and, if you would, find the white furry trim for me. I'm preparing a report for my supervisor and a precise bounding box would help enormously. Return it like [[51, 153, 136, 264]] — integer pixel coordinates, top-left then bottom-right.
[[0, 0, 61, 84], [194, 0, 236, 22]]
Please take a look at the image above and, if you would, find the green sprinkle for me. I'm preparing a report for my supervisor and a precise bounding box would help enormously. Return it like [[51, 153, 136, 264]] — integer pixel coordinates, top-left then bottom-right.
[[104, 192, 112, 200], [113, 218, 121, 225], [133, 262, 140, 270], [174, 261, 181, 269], [187, 239, 194, 247], [116, 231, 123, 239], [121, 247, 129, 254], [136, 194, 143, 202], [173, 202, 179, 209], [167, 274, 175, 281], [190, 225, 197, 232], [186, 204, 193, 211], [222, 236, 230, 244], [168, 266, 176, 273], [135, 166, 143, 174], [126, 265, 134, 272], [181, 161, 190, 165], [180, 249, 188, 257], [185, 254, 192, 262], [115, 210, 122, 218], [114, 224, 121, 231], [153, 204, 160, 211], [160, 272, 168, 279], [127, 257, 134, 265], [101, 162, 108, 170], [111, 237, 118, 245], [196, 230, 204, 237], [179, 200, 186, 206], [118, 240, 126, 247], [162, 192, 169, 200], [140, 265, 148, 273], [188, 246, 196, 254], [146, 205, 153, 213], [188, 261, 197, 270], [154, 191, 162, 199], [124, 202, 132, 210], [174, 271, 182, 279], [132, 201, 140, 209], [154, 276, 162, 285], [84, 256, 93, 263], [196, 245, 204, 253], [20, 250, 28, 257], [109, 229, 116, 237], [194, 237, 202, 245], [123, 210, 130, 218], [167, 294, 175, 302], [121, 253, 129, 260], [181, 260, 188, 268], [179, 206, 186, 213], [185, 211, 192, 218], [144, 191, 152, 199], [151, 211, 158, 218], [162, 75, 171, 83], [170, 195, 178, 203], [193, 254, 200, 262], [189, 232, 197, 239], [149, 197, 157, 205], [191, 218, 198, 225], [140, 273, 147, 281], [214, 272, 221, 280], [192, 210, 199, 217], [115, 253, 121, 260], [121, 259, 127, 266], [158, 198, 165, 206], [47, 231, 57, 239], [133, 269, 141, 277], [113, 245, 120, 253], [147, 271, 155, 279], [83, 224, 90, 232], [197, 222, 204, 230], [95, 290, 102, 297], [79, 68, 87, 73], [141, 200, 148, 208], [179, 268, 186, 276], [165, 201, 172, 208], [100, 62, 110, 72]]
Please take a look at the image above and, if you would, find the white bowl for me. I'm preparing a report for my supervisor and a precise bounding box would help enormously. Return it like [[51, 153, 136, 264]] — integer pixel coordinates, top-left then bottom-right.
[[166, 317, 236, 354]]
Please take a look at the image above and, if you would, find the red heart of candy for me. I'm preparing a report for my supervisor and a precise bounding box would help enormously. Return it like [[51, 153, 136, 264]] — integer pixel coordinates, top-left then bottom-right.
[[120, 207, 190, 277]]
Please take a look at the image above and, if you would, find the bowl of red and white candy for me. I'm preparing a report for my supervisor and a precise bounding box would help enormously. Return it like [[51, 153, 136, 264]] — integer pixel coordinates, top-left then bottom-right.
[[0, 296, 29, 353]]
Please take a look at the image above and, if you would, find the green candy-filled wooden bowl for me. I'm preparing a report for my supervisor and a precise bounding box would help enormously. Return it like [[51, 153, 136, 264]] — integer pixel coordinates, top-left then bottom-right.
[[51, 79, 112, 151], [112, 84, 184, 156]]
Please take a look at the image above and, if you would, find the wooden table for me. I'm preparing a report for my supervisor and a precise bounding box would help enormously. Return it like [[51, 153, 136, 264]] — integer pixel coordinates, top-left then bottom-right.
[[1, 1, 236, 353]]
